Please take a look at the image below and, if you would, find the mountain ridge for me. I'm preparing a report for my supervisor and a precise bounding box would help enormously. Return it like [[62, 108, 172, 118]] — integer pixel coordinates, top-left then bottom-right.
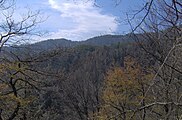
[[2, 34, 135, 54], [30, 34, 133, 49]]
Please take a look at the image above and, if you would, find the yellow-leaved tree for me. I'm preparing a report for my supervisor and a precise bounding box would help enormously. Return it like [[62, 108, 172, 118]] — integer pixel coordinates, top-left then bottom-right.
[[0, 60, 40, 120], [96, 56, 153, 120]]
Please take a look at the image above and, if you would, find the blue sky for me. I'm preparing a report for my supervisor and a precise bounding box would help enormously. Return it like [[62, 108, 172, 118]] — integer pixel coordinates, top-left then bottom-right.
[[16, 0, 146, 41]]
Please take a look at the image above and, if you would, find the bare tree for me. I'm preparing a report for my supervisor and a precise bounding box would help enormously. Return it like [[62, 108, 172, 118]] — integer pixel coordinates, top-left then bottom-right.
[[0, 1, 47, 120], [0, 0, 43, 52], [125, 0, 182, 119]]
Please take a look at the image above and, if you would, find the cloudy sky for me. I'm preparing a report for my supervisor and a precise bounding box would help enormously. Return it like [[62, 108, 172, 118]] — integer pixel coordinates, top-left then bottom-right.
[[16, 0, 145, 41]]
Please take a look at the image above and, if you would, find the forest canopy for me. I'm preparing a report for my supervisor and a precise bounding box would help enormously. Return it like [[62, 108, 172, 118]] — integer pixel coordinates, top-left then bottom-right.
[[0, 0, 181, 120]]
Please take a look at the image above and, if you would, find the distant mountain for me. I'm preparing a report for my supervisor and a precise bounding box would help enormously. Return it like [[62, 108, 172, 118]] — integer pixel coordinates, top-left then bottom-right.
[[29, 38, 79, 51], [82, 34, 133, 46], [30, 34, 133, 48], [31, 34, 134, 50], [3, 34, 135, 54]]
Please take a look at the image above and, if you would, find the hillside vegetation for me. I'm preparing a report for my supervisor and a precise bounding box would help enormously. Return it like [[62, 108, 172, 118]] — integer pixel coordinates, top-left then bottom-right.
[[0, 0, 181, 120]]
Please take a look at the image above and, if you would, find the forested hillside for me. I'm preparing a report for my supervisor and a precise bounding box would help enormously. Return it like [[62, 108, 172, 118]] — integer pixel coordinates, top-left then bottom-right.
[[0, 0, 181, 120], [4, 34, 133, 53], [0, 37, 133, 119]]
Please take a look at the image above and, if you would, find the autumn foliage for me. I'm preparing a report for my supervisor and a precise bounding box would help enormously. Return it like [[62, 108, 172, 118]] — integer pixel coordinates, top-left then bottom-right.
[[97, 56, 153, 120]]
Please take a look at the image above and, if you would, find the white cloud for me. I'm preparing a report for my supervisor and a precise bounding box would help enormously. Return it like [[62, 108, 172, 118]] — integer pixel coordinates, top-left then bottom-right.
[[44, 0, 118, 41]]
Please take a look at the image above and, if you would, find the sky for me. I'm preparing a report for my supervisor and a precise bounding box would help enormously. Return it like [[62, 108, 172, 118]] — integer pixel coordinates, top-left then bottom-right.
[[15, 0, 146, 41]]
